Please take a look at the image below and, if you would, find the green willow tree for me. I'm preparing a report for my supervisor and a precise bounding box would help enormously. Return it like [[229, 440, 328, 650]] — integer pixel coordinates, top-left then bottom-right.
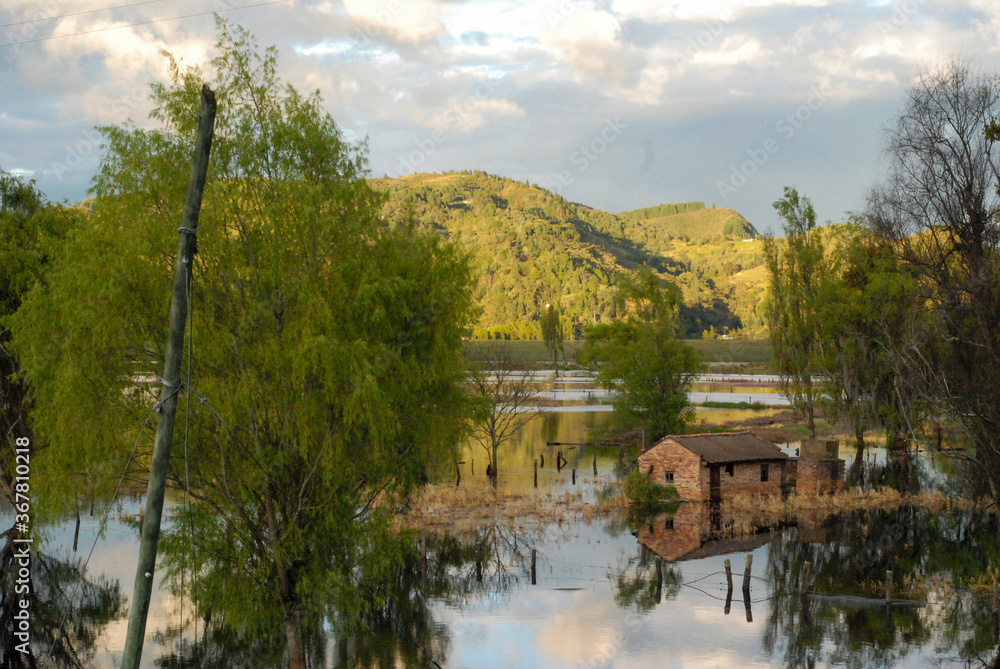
[[582, 266, 702, 443], [9, 21, 474, 668], [763, 188, 829, 439]]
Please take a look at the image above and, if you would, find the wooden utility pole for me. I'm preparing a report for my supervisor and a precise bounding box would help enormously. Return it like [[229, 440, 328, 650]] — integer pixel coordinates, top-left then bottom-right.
[[121, 84, 216, 669]]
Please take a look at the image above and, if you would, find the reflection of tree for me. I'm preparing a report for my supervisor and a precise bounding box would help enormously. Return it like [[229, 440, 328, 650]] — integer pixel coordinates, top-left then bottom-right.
[[0, 521, 125, 668], [762, 507, 1000, 669], [157, 512, 542, 667], [612, 554, 682, 612]]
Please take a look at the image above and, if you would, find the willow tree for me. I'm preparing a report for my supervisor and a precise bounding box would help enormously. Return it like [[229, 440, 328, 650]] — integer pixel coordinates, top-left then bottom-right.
[[9, 20, 473, 667]]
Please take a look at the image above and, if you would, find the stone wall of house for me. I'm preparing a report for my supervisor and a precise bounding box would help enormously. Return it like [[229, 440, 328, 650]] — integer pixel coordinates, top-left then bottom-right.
[[636, 439, 704, 500], [718, 461, 784, 498], [796, 459, 845, 495]]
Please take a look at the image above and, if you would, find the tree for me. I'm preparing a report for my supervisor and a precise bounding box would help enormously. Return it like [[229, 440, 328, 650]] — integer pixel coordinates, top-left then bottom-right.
[[818, 224, 920, 481], [865, 60, 1000, 500], [582, 266, 702, 442], [8, 20, 474, 668], [464, 341, 539, 486], [0, 171, 78, 484], [763, 187, 828, 439], [540, 302, 564, 374]]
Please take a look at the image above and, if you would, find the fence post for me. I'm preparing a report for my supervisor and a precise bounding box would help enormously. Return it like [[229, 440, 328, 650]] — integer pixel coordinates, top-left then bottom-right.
[[534, 459, 538, 489], [742, 554, 753, 595], [531, 548, 537, 585]]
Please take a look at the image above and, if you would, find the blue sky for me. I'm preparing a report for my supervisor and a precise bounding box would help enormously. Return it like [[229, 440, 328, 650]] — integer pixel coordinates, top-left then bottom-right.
[[2, 0, 1000, 232]]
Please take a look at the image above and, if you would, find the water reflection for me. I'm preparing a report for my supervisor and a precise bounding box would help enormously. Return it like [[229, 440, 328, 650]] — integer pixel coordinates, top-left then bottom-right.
[[0, 518, 126, 668]]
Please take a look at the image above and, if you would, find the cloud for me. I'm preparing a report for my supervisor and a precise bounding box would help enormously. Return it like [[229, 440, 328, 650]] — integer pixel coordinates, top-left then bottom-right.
[[342, 0, 448, 46]]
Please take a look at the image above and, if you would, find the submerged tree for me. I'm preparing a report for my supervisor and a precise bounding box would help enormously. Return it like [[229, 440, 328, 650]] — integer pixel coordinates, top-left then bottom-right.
[[464, 341, 539, 486], [865, 60, 1000, 500], [9, 20, 473, 668], [582, 266, 702, 443]]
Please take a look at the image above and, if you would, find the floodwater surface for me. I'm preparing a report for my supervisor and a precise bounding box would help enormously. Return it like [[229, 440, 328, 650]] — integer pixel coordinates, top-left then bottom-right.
[[11, 408, 998, 668]]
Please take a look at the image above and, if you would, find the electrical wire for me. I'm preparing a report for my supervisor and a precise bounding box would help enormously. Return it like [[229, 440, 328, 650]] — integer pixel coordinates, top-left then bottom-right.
[[0, 0, 170, 29], [0, 0, 293, 48]]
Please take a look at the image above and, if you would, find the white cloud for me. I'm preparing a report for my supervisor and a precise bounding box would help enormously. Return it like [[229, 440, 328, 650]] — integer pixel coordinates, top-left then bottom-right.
[[342, 0, 447, 45]]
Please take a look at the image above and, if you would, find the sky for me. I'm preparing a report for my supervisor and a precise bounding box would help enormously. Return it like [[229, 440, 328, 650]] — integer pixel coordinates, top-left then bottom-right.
[[3, 0, 1000, 233]]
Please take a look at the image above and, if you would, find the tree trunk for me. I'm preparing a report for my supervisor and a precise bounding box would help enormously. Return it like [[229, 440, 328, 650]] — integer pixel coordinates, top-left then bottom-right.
[[491, 441, 498, 489], [849, 415, 866, 484], [283, 604, 307, 669], [265, 491, 306, 669]]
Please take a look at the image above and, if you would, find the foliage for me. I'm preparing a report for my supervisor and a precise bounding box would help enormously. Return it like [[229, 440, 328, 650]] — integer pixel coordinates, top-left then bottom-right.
[[0, 169, 80, 509], [623, 471, 679, 509], [865, 60, 1000, 501], [763, 187, 829, 438], [582, 266, 703, 442], [372, 172, 768, 339], [540, 302, 564, 371], [8, 20, 474, 666]]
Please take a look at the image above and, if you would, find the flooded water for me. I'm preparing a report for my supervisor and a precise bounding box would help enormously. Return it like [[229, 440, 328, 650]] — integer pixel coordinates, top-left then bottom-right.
[[12, 407, 998, 668]]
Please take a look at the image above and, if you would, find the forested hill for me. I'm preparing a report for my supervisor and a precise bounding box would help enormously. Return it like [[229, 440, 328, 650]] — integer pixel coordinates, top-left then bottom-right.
[[370, 171, 769, 339]]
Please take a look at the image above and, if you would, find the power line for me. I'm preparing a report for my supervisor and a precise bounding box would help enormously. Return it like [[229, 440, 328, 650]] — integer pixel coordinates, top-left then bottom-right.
[[0, 0, 170, 29], [0, 0, 293, 49]]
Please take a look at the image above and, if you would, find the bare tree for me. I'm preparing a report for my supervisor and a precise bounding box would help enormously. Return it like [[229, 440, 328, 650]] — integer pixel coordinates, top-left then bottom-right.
[[464, 341, 541, 486], [866, 59, 1000, 500]]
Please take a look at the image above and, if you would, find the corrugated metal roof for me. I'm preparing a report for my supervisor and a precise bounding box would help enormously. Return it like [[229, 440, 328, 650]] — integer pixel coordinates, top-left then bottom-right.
[[659, 431, 787, 464]]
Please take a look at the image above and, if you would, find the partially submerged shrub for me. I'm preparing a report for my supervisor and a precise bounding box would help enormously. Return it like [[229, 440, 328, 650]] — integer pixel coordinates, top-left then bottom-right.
[[624, 471, 679, 509]]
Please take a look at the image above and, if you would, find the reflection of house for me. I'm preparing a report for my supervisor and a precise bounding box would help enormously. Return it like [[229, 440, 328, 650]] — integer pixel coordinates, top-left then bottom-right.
[[635, 432, 789, 502], [636, 506, 777, 562]]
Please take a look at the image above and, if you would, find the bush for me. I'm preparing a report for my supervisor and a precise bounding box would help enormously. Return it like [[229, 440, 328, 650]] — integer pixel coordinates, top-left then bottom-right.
[[624, 472, 679, 509]]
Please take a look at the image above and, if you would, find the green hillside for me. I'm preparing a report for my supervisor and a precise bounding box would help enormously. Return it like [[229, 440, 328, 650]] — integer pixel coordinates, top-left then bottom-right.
[[371, 171, 769, 339]]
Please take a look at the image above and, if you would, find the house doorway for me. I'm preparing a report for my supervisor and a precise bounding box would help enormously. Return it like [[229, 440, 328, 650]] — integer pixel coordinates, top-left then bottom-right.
[[709, 465, 721, 502]]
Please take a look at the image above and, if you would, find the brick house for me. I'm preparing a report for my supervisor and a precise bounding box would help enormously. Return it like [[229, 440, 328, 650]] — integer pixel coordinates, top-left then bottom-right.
[[635, 431, 789, 502]]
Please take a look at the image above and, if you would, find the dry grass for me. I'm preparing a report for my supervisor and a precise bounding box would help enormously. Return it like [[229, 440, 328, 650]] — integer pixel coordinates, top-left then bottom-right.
[[399, 482, 627, 533], [720, 488, 985, 536]]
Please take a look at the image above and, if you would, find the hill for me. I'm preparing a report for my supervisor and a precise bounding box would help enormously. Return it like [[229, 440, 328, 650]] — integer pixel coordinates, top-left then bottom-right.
[[370, 171, 769, 339]]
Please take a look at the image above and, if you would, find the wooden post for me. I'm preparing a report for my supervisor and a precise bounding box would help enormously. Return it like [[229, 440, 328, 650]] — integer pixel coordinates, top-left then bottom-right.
[[724, 558, 733, 592], [593, 451, 597, 476], [640, 544, 647, 567], [456, 463, 461, 487], [531, 548, 537, 585], [122, 84, 216, 669], [654, 558, 663, 604], [742, 554, 753, 595], [534, 459, 538, 489], [540, 453, 544, 468], [72, 506, 81, 553], [800, 561, 811, 597], [572, 468, 576, 485], [885, 570, 893, 604], [743, 588, 753, 623]]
